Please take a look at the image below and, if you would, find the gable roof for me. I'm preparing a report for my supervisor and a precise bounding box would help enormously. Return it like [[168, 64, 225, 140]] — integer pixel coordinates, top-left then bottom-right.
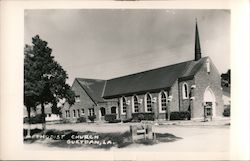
[[103, 57, 208, 98], [75, 78, 106, 103]]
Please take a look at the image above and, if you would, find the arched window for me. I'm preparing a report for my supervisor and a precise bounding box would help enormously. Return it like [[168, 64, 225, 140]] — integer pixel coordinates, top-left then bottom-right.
[[121, 97, 127, 114], [73, 110, 76, 118], [182, 83, 189, 99], [161, 91, 167, 111], [133, 95, 139, 113], [145, 93, 152, 112]]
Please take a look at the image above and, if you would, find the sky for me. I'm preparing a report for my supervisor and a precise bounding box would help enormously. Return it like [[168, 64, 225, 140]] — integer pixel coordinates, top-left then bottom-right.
[[24, 9, 230, 85]]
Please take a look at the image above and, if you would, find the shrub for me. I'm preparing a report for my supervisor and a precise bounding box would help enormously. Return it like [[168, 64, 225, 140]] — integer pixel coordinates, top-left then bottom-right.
[[223, 106, 230, 117], [132, 113, 155, 121], [138, 114, 145, 121], [105, 114, 117, 122], [122, 118, 133, 123], [77, 116, 87, 123], [170, 111, 190, 120], [23, 114, 44, 124], [62, 119, 71, 124], [88, 115, 96, 122]]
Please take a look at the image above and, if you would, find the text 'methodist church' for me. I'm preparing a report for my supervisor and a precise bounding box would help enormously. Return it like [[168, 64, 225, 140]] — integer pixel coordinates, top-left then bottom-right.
[[62, 21, 224, 122]]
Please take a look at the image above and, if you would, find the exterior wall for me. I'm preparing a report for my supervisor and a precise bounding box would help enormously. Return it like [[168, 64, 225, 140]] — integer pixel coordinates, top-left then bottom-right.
[[105, 98, 119, 119], [169, 81, 180, 112], [178, 79, 195, 112], [193, 57, 224, 119], [62, 80, 101, 122]]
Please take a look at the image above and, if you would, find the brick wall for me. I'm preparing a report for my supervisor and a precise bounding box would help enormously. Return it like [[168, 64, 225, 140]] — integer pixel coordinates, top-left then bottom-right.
[[62, 80, 106, 122], [169, 81, 180, 112], [178, 79, 195, 112], [193, 57, 224, 119]]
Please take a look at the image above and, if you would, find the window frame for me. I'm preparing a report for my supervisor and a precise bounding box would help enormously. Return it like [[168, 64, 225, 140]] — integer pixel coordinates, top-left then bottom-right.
[[159, 91, 168, 113], [73, 109, 76, 118], [88, 108, 95, 116], [182, 82, 189, 99], [120, 97, 127, 115], [145, 93, 153, 112], [81, 109, 85, 115], [77, 109, 80, 117], [132, 95, 139, 113]]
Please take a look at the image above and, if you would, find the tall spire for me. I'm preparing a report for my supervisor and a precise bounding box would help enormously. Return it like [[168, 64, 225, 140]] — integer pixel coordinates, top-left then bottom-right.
[[195, 19, 201, 61]]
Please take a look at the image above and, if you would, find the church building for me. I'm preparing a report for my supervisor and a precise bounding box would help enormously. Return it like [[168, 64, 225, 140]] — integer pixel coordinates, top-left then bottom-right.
[[61, 22, 224, 122]]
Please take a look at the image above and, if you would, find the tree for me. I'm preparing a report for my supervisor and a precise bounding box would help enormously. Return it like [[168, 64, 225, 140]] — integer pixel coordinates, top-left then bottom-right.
[[24, 35, 75, 130], [221, 69, 231, 88]]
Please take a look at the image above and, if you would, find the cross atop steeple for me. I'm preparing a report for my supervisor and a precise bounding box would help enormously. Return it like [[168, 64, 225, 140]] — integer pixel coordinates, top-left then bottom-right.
[[195, 19, 202, 61]]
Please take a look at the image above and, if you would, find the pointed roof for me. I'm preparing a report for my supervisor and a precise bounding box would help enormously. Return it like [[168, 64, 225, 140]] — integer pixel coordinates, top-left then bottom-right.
[[195, 19, 202, 61], [75, 78, 106, 103]]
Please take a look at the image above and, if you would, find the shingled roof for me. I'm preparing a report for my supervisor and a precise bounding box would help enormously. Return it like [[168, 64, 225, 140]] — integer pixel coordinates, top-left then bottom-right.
[[75, 78, 106, 103], [74, 57, 207, 100], [102, 57, 208, 98]]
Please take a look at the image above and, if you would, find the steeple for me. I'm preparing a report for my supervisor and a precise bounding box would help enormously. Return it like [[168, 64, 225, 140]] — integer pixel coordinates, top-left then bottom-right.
[[195, 19, 201, 61]]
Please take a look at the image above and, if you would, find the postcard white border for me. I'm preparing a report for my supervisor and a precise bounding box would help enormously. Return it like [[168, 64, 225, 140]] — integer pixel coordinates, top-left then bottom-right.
[[0, 0, 249, 160]]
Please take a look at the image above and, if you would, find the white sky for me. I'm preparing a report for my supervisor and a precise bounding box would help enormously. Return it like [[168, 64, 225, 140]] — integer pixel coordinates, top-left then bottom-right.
[[24, 9, 230, 85]]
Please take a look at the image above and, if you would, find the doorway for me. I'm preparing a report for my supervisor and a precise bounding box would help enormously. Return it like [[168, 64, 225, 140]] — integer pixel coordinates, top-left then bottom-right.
[[203, 87, 216, 120], [99, 107, 106, 120]]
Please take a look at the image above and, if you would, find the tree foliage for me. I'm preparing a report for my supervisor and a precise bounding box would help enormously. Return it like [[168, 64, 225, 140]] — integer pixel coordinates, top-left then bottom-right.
[[24, 35, 75, 129], [221, 69, 231, 88]]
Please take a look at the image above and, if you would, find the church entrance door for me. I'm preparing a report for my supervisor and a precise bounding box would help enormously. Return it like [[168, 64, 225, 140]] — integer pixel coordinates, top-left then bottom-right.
[[203, 87, 216, 120]]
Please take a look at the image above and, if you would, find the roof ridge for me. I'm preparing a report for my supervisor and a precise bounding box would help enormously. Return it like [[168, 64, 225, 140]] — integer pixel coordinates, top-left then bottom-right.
[[180, 57, 208, 78], [107, 59, 195, 81], [101, 80, 107, 98], [76, 77, 106, 81]]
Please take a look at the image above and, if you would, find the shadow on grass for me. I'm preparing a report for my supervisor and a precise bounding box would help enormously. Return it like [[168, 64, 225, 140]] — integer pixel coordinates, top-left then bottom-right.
[[23, 129, 182, 149]]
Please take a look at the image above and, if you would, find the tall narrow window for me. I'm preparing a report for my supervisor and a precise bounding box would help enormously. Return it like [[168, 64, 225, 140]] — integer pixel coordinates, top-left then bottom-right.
[[161, 92, 167, 111], [67, 110, 70, 117], [133, 95, 139, 113], [77, 109, 80, 117], [146, 93, 152, 112], [182, 83, 189, 99], [73, 110, 76, 118], [122, 97, 127, 114], [88, 108, 95, 116], [65, 110, 68, 118]]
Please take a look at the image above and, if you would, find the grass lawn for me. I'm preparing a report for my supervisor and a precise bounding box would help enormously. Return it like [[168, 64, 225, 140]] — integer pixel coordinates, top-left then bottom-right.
[[23, 128, 182, 149]]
